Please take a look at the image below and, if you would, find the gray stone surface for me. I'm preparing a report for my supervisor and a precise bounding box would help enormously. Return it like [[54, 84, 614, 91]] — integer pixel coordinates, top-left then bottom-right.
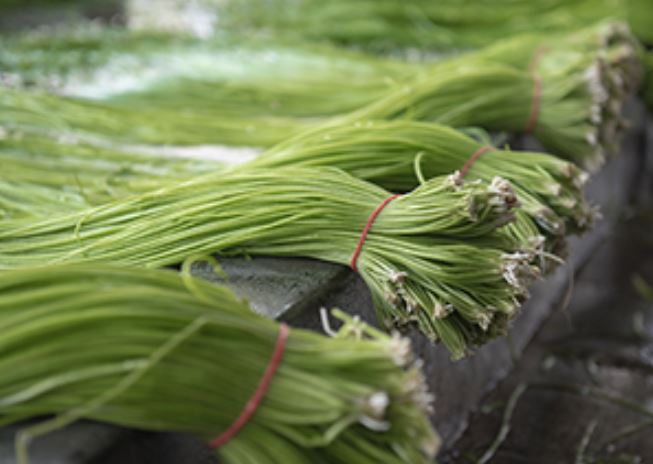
[[0, 422, 124, 464], [190, 257, 346, 321], [443, 210, 653, 464]]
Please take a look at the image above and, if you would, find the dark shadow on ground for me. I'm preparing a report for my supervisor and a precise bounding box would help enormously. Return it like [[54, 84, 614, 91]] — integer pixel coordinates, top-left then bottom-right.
[[444, 210, 653, 464]]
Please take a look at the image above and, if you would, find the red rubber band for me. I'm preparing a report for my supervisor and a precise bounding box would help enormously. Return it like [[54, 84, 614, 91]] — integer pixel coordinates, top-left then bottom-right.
[[524, 46, 546, 134], [460, 146, 494, 178], [350, 194, 401, 272], [524, 74, 542, 134], [528, 46, 547, 73], [209, 323, 290, 449]]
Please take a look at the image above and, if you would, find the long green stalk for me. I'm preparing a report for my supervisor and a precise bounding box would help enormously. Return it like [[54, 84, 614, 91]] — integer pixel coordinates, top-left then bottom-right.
[[0, 120, 593, 263], [218, 0, 650, 51], [0, 22, 639, 165], [334, 22, 640, 168], [0, 25, 412, 103], [0, 86, 311, 147], [251, 121, 594, 255], [0, 263, 439, 464], [0, 128, 227, 217], [0, 167, 536, 357]]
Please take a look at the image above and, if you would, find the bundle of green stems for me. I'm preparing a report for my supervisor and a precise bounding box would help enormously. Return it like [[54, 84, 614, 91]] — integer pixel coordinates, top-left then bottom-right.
[[1, 5, 647, 463], [0, 168, 538, 357], [0, 22, 640, 165], [218, 0, 650, 51], [0, 119, 594, 261], [0, 263, 439, 464]]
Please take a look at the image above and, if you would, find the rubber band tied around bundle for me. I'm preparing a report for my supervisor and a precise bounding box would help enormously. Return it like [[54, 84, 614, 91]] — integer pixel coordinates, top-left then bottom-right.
[[460, 145, 496, 178], [350, 194, 401, 272], [525, 46, 547, 134], [209, 323, 290, 448]]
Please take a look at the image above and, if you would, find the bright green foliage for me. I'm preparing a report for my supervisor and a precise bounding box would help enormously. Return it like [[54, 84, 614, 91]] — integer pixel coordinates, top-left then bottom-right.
[[220, 0, 649, 51], [0, 168, 538, 357], [0, 23, 640, 165], [0, 264, 439, 464]]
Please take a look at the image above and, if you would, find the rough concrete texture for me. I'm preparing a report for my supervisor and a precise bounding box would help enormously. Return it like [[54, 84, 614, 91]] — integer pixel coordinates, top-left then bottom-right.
[[443, 211, 653, 464], [0, 422, 125, 464], [441, 103, 653, 464], [190, 257, 346, 321]]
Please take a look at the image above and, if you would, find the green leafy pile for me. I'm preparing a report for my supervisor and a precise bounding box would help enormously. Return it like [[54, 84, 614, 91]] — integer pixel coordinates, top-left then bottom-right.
[[0, 263, 439, 464], [0, 22, 640, 166], [0, 168, 537, 357], [219, 0, 651, 51]]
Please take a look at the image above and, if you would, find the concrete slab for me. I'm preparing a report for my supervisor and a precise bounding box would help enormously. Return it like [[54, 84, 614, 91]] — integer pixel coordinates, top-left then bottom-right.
[[443, 207, 653, 464]]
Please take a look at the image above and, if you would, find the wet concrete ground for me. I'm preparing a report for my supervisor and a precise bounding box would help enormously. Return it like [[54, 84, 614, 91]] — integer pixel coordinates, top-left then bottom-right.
[[445, 208, 653, 464]]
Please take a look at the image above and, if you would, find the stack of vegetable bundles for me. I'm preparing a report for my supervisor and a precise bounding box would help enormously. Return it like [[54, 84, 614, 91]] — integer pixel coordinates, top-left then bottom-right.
[[0, 22, 641, 167], [219, 0, 652, 51], [0, 2, 647, 462]]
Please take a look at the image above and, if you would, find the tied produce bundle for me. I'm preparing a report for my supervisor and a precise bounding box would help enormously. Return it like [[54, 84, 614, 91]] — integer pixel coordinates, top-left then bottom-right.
[[339, 22, 640, 169], [251, 120, 595, 258], [1, 120, 594, 262], [0, 128, 227, 218], [217, 0, 652, 51], [0, 168, 538, 357], [643, 51, 653, 108], [0, 25, 411, 110], [0, 84, 312, 148], [0, 264, 439, 464], [0, 26, 408, 146], [0, 23, 640, 166]]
